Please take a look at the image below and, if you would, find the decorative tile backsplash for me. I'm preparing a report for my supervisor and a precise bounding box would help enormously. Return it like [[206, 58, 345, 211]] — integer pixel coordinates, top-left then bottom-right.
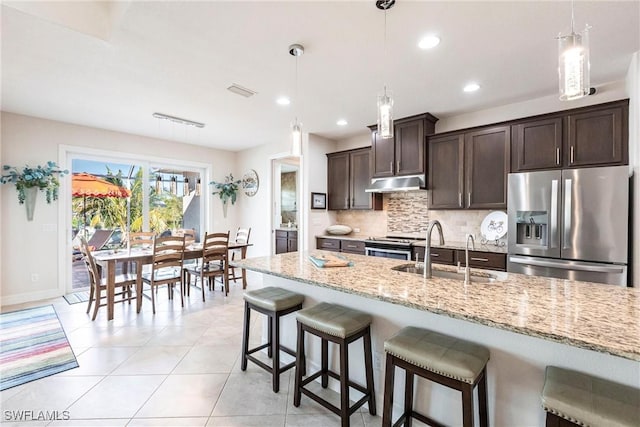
[[335, 190, 506, 243]]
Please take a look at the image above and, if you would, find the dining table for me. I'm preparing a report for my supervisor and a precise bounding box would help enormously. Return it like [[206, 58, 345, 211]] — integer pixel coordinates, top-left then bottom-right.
[[92, 242, 252, 321]]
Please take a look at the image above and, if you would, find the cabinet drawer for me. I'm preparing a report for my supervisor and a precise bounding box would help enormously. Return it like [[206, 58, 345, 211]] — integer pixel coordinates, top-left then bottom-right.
[[316, 238, 340, 251], [456, 250, 506, 271], [276, 230, 288, 238], [340, 240, 365, 253], [412, 247, 455, 265]]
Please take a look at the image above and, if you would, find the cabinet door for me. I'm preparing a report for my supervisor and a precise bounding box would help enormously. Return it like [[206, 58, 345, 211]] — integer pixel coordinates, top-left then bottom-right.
[[455, 250, 506, 271], [371, 130, 395, 178], [428, 134, 464, 209], [327, 152, 350, 210], [465, 126, 510, 209], [287, 231, 298, 253], [395, 118, 425, 176], [275, 237, 288, 254], [317, 238, 340, 251], [512, 117, 562, 171], [567, 105, 627, 167], [350, 148, 373, 209], [340, 240, 365, 255]]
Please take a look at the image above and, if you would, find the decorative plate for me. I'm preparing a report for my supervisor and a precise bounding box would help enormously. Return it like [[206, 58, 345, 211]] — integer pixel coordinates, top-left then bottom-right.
[[480, 211, 508, 241], [326, 225, 353, 235], [242, 169, 259, 197]]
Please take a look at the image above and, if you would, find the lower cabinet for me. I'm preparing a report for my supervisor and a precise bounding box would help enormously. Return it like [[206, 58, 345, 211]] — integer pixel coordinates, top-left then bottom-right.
[[316, 238, 365, 255], [276, 230, 297, 254], [412, 247, 506, 271]]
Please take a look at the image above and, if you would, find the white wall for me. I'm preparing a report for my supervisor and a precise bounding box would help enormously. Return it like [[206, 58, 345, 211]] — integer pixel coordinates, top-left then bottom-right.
[[335, 132, 371, 152], [1, 112, 237, 305], [626, 51, 640, 285]]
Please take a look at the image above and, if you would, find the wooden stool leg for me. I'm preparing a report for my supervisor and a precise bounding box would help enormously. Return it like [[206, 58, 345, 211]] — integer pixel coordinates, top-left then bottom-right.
[[321, 338, 329, 388], [363, 329, 376, 415], [339, 338, 350, 427], [478, 368, 488, 427], [462, 382, 474, 427], [404, 369, 414, 427], [241, 301, 251, 371], [272, 313, 280, 393], [294, 322, 304, 407], [382, 353, 396, 427], [267, 316, 273, 358]]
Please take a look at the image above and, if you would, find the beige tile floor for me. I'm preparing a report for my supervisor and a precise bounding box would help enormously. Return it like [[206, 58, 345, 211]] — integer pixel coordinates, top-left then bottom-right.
[[1, 273, 383, 427]]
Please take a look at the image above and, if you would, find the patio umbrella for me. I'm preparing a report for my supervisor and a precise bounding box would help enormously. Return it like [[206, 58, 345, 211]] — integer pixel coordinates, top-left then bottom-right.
[[72, 172, 131, 233]]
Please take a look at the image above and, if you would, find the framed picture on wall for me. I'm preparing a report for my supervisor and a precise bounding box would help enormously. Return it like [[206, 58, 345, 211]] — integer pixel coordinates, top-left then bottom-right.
[[311, 192, 326, 209]]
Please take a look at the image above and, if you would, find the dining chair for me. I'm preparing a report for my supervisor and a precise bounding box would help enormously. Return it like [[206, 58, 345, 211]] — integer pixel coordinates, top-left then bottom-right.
[[228, 227, 251, 285], [79, 237, 138, 321], [141, 235, 186, 314], [183, 231, 230, 300], [174, 228, 197, 245], [123, 231, 155, 274]]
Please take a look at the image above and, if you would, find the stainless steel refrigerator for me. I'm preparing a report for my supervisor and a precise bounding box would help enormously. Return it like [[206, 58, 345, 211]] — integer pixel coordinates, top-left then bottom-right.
[[507, 165, 629, 286]]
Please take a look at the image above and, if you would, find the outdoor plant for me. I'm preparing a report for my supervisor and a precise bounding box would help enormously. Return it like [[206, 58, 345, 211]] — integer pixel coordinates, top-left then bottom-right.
[[1, 161, 69, 203], [210, 174, 242, 205]]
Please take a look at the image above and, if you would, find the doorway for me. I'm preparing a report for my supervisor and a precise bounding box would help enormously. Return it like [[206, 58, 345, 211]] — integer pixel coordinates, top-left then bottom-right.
[[272, 156, 301, 254]]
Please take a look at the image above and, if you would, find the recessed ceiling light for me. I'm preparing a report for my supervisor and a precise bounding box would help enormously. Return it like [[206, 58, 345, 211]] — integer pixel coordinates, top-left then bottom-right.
[[276, 96, 290, 105], [463, 83, 480, 92], [337, 119, 348, 126], [418, 35, 440, 50]]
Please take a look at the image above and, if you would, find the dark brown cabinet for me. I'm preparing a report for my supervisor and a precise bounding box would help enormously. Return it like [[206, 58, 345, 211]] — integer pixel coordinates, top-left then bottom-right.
[[411, 246, 506, 271], [368, 113, 438, 179], [428, 126, 510, 209], [511, 100, 629, 172], [276, 230, 297, 254], [316, 237, 366, 255], [327, 148, 382, 211], [316, 237, 340, 252]]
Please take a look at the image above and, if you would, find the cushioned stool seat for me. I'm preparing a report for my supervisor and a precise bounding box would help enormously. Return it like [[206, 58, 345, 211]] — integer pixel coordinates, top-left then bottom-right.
[[542, 366, 640, 427], [382, 326, 490, 427], [241, 287, 304, 393], [294, 303, 376, 427]]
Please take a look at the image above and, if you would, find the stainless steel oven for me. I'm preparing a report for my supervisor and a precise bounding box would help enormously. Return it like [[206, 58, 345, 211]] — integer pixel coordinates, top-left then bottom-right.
[[364, 246, 412, 260]]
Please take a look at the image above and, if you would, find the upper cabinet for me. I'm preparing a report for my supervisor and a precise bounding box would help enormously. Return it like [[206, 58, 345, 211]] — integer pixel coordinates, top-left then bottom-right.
[[428, 126, 510, 210], [327, 147, 382, 211], [368, 113, 438, 179], [511, 99, 628, 172]]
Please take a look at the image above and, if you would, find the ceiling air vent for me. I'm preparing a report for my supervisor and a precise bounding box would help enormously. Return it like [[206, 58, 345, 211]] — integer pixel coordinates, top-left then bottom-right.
[[227, 84, 257, 98]]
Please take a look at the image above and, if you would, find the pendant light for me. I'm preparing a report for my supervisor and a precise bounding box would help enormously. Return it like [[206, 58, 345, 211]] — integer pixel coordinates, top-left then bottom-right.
[[558, 0, 590, 101], [170, 176, 177, 195], [183, 177, 190, 195], [195, 178, 201, 197], [376, 0, 395, 139], [155, 175, 162, 194], [289, 43, 304, 156]]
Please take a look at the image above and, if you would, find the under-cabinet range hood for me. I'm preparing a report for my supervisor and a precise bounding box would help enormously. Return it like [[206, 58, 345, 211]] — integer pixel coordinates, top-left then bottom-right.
[[365, 174, 425, 193]]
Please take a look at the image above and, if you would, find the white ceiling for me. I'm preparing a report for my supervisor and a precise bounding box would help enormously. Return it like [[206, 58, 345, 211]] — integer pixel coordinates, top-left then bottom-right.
[[2, 1, 639, 152]]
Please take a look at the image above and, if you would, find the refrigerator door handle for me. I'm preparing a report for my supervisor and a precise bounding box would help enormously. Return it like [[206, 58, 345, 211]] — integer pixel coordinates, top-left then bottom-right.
[[563, 178, 572, 250], [550, 179, 559, 249], [508, 256, 625, 274]]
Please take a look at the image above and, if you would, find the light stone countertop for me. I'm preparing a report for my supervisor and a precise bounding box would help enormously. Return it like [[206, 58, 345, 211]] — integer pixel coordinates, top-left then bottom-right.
[[316, 233, 371, 242], [232, 251, 640, 361]]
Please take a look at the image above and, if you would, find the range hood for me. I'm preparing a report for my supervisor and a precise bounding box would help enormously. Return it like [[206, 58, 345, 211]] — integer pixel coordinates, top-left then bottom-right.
[[365, 175, 425, 193]]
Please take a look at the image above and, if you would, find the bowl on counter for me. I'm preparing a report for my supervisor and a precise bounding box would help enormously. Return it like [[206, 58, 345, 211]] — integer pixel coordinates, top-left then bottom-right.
[[325, 224, 353, 235]]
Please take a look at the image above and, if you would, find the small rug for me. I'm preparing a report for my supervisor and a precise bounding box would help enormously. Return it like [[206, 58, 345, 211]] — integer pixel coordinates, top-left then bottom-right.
[[0, 305, 78, 391], [63, 291, 90, 305]]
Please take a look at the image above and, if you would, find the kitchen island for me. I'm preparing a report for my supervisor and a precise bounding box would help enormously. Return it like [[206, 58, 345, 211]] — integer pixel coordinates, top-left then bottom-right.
[[232, 251, 640, 426]]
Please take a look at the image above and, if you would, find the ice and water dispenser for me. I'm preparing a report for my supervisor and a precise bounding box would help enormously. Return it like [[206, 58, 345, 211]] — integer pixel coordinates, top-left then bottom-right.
[[514, 211, 548, 247]]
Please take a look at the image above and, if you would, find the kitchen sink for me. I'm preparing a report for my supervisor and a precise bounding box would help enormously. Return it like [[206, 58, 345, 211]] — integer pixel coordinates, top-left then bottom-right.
[[391, 264, 496, 283]]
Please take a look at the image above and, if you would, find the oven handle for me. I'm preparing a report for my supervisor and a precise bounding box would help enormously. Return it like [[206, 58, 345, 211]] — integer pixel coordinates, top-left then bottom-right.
[[365, 247, 412, 256]]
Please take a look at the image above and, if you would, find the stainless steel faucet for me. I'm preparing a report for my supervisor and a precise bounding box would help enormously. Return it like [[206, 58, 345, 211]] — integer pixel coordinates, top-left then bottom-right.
[[465, 234, 475, 284], [423, 220, 445, 278]]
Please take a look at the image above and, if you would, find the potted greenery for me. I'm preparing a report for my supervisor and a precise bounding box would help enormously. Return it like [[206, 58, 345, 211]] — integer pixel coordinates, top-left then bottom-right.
[[210, 174, 241, 218], [1, 161, 69, 220]]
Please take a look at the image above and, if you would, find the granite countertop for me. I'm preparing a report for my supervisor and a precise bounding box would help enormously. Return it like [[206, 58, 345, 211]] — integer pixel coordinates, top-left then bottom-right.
[[316, 234, 507, 253], [232, 251, 640, 361], [316, 233, 371, 242], [276, 227, 298, 231]]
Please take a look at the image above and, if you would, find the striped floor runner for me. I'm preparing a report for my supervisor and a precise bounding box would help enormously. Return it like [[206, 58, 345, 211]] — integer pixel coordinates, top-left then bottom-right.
[[63, 291, 90, 305], [0, 305, 78, 391]]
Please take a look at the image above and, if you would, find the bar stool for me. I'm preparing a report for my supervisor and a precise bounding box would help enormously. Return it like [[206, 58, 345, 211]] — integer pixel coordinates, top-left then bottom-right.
[[241, 286, 304, 393], [293, 302, 376, 427], [542, 366, 640, 427], [382, 326, 490, 427]]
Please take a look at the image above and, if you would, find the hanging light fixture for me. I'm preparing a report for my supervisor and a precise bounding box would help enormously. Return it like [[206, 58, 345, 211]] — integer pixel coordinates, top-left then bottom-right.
[[376, 0, 395, 139], [289, 43, 304, 156], [183, 177, 190, 195], [155, 175, 162, 194], [558, 0, 590, 101], [195, 178, 201, 196], [170, 176, 177, 195]]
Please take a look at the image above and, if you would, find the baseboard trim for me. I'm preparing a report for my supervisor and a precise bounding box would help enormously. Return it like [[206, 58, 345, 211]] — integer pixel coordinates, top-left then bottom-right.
[[1, 288, 63, 307]]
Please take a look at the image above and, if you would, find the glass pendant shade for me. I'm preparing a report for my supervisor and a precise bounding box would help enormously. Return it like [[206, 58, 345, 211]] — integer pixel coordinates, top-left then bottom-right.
[[195, 178, 201, 196], [377, 89, 394, 139], [558, 27, 590, 101], [183, 177, 189, 195], [170, 176, 177, 195], [291, 120, 302, 156], [155, 176, 162, 194]]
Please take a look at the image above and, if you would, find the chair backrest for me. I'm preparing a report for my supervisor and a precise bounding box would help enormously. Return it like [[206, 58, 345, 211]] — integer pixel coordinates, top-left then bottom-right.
[[86, 229, 114, 250], [151, 235, 185, 271], [79, 237, 100, 288], [129, 231, 155, 247], [235, 227, 251, 244], [202, 231, 229, 264], [174, 228, 196, 245]]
